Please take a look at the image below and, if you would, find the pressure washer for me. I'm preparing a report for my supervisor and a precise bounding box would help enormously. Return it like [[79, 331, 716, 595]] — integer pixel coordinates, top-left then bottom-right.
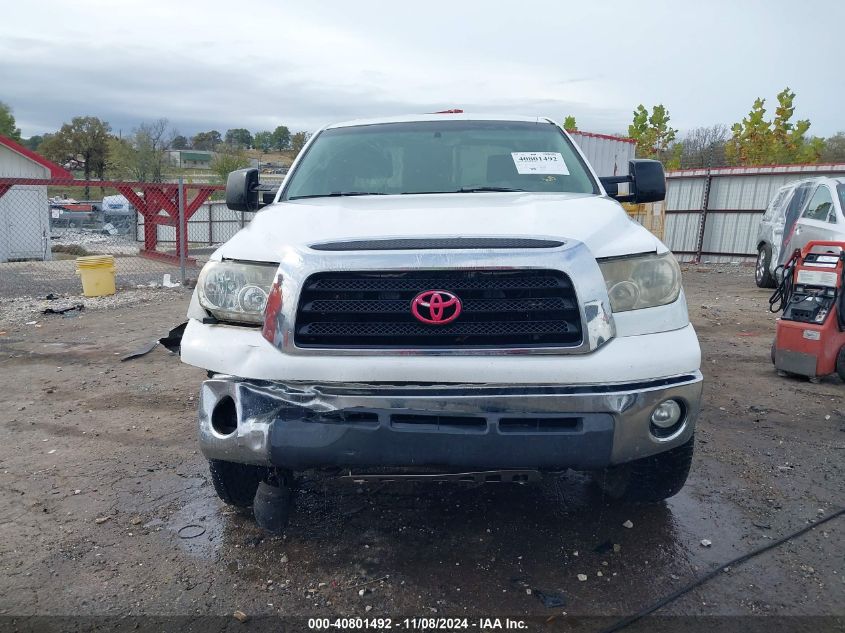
[[770, 240, 845, 381]]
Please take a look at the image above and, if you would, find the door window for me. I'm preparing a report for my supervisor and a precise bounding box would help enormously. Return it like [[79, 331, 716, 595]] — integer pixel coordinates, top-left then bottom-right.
[[802, 186, 834, 221]]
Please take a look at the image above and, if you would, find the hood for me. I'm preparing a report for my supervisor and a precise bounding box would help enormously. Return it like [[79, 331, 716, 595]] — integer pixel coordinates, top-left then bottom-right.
[[215, 192, 663, 262]]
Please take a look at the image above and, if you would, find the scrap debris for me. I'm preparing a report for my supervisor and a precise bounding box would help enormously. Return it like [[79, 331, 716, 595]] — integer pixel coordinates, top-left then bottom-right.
[[121, 322, 187, 361], [42, 303, 84, 316]]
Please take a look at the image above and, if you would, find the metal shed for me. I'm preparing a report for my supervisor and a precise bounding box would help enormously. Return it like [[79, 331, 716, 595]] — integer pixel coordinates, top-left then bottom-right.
[[569, 130, 636, 177], [0, 135, 71, 262]]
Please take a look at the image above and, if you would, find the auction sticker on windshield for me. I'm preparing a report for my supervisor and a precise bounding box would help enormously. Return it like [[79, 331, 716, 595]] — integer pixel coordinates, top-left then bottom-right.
[[511, 152, 570, 175]]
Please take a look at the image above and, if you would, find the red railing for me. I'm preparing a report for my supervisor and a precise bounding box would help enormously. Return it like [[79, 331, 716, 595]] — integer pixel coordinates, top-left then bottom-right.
[[0, 177, 224, 264]]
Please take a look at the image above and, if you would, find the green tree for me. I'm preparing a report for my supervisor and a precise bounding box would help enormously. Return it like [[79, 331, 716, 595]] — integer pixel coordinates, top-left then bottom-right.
[[39, 116, 111, 197], [192, 130, 222, 150], [271, 125, 291, 151], [562, 115, 577, 131], [210, 145, 250, 183], [0, 101, 22, 141], [253, 131, 274, 153], [726, 88, 821, 166], [821, 132, 845, 162], [171, 134, 189, 150], [225, 128, 253, 149], [290, 131, 311, 156], [23, 135, 44, 151], [628, 104, 677, 162]]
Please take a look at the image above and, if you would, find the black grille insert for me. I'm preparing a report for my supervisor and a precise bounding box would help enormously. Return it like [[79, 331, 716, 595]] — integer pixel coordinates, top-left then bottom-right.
[[499, 417, 582, 433], [295, 269, 582, 349], [391, 414, 487, 432]]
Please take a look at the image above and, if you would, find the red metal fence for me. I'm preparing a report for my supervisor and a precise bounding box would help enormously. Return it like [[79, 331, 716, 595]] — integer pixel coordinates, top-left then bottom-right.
[[0, 177, 225, 298], [0, 177, 223, 265]]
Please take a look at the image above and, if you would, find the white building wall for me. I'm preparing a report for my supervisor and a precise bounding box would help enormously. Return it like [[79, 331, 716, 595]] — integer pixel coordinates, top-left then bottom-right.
[[0, 146, 51, 262]]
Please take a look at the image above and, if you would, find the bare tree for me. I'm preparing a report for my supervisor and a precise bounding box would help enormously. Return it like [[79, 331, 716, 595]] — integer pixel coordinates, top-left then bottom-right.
[[111, 119, 177, 182], [679, 124, 729, 168]]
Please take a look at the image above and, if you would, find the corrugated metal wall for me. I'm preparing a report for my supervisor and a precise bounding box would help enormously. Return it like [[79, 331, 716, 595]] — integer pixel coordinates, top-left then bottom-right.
[[137, 202, 257, 246], [569, 131, 636, 177], [664, 165, 845, 262]]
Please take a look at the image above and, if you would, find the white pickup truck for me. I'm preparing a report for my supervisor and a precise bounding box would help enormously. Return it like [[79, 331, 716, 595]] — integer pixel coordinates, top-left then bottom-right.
[[180, 114, 702, 530]]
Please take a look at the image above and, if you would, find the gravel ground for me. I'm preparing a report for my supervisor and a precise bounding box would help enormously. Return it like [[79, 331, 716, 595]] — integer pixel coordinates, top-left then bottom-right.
[[0, 266, 842, 632], [0, 258, 203, 299]]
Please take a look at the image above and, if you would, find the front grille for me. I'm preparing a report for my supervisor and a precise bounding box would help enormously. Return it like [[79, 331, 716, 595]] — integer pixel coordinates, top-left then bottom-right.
[[294, 269, 582, 349]]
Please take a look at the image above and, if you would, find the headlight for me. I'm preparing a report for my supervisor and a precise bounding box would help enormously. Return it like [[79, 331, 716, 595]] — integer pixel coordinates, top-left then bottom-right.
[[197, 261, 278, 324], [598, 252, 681, 312]]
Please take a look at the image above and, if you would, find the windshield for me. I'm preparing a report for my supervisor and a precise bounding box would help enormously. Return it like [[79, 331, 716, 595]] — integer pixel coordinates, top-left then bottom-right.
[[282, 120, 598, 200], [838, 184, 845, 211]]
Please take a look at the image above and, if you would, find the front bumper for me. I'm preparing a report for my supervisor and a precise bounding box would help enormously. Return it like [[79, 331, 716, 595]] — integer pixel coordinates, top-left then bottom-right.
[[197, 372, 702, 471]]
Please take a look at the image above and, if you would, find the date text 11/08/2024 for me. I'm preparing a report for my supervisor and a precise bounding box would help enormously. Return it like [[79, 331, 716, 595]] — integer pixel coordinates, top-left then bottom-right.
[[307, 617, 529, 630]]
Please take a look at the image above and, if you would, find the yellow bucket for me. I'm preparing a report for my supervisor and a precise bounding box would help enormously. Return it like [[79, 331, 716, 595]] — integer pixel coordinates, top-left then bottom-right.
[[76, 255, 116, 297]]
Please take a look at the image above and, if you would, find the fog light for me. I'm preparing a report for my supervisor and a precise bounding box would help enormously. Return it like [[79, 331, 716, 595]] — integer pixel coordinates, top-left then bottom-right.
[[651, 400, 682, 428]]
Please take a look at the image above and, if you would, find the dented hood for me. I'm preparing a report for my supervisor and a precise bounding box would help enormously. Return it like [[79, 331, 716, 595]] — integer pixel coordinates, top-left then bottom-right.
[[214, 192, 663, 262]]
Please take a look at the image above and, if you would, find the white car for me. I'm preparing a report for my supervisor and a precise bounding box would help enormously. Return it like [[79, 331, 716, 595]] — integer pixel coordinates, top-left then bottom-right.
[[179, 114, 702, 530], [755, 177, 845, 287]]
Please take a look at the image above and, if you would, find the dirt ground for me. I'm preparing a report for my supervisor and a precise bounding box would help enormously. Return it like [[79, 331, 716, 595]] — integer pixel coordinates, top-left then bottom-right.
[[0, 266, 842, 631]]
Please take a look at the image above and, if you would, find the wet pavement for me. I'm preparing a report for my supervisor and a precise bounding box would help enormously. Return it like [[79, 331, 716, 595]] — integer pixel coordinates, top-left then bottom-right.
[[0, 267, 842, 630]]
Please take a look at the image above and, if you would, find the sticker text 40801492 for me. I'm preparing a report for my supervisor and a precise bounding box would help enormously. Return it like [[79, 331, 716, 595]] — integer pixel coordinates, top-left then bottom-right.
[[510, 152, 570, 176]]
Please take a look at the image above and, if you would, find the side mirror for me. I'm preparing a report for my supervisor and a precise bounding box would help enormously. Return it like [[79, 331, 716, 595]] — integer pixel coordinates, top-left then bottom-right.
[[600, 159, 666, 204], [225, 168, 279, 211]]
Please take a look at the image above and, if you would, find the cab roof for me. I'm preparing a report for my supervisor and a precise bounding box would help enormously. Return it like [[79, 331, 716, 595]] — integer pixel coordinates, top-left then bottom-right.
[[325, 113, 553, 129]]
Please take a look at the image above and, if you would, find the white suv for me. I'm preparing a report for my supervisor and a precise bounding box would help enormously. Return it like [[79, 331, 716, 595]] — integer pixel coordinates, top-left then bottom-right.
[[756, 177, 845, 287]]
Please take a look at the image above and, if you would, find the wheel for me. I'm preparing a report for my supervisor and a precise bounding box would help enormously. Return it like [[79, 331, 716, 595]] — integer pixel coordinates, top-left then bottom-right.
[[837, 346, 845, 382], [253, 480, 293, 533], [594, 436, 694, 503], [208, 459, 266, 508], [756, 244, 776, 288]]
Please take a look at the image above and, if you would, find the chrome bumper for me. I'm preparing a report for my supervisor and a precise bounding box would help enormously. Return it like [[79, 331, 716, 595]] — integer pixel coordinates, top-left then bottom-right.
[[197, 373, 702, 470]]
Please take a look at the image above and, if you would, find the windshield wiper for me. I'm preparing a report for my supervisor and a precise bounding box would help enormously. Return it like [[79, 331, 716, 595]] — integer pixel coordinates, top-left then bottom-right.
[[456, 186, 526, 193], [401, 186, 526, 195], [288, 192, 386, 200]]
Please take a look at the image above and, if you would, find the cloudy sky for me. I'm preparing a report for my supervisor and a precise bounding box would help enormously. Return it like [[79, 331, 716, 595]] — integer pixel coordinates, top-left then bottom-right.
[[2, 0, 843, 139]]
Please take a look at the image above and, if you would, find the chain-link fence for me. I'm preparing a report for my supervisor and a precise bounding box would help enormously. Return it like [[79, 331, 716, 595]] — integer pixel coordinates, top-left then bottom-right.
[[0, 177, 250, 298]]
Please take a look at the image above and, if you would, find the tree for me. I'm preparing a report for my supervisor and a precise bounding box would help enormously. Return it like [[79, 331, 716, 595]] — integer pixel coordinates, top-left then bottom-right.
[[290, 131, 311, 156], [23, 135, 44, 151], [253, 131, 274, 153], [271, 125, 291, 151], [0, 101, 22, 141], [822, 132, 845, 163], [678, 124, 729, 168], [105, 119, 175, 182], [725, 88, 821, 166], [39, 116, 111, 197], [171, 134, 189, 150], [211, 145, 251, 183], [562, 116, 577, 131], [225, 128, 253, 149], [192, 130, 222, 150], [628, 104, 677, 162]]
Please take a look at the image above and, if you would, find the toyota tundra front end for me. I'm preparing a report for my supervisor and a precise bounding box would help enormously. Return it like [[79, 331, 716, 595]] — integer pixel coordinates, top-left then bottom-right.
[[179, 114, 702, 529]]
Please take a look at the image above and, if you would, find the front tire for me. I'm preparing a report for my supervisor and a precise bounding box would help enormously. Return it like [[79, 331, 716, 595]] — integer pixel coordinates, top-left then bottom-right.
[[595, 436, 694, 503], [208, 459, 266, 508], [756, 244, 776, 288]]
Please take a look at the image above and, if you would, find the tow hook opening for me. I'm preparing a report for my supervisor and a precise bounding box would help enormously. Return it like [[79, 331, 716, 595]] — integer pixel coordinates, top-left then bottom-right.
[[211, 396, 238, 436]]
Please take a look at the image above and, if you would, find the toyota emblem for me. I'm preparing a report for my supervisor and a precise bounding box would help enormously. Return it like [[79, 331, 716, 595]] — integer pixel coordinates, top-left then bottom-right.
[[411, 290, 462, 325]]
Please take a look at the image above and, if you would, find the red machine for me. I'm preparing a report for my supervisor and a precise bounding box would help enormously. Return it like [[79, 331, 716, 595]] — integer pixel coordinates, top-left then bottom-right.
[[770, 241, 845, 381]]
